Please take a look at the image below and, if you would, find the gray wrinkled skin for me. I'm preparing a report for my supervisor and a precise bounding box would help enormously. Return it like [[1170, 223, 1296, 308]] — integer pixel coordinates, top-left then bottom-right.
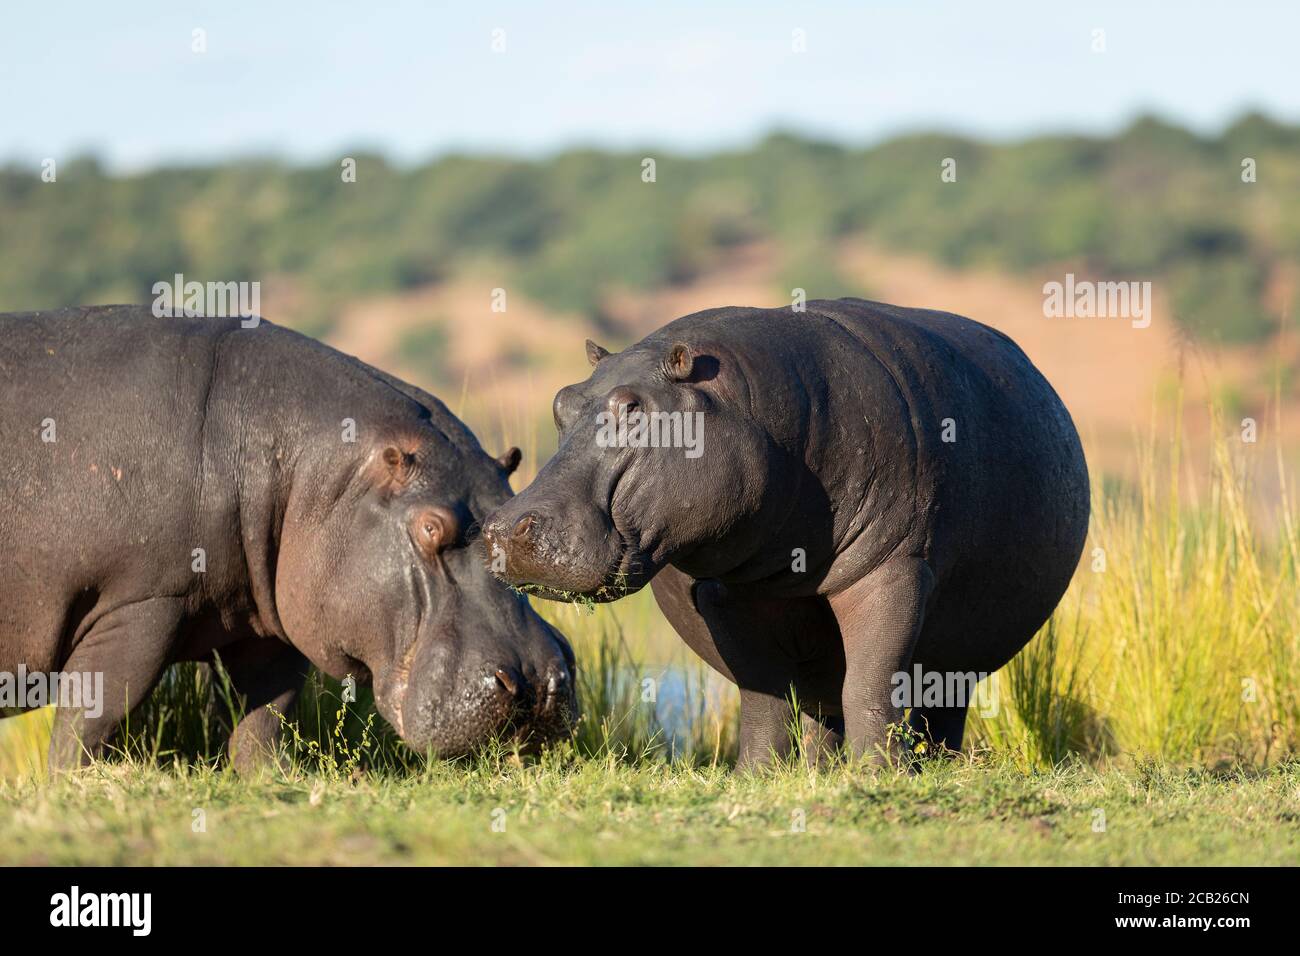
[[484, 298, 1089, 766], [0, 306, 576, 770]]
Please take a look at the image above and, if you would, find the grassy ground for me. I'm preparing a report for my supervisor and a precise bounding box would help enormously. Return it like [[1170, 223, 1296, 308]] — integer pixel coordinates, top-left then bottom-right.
[[2, 408, 1299, 865], [3, 755, 1297, 866]]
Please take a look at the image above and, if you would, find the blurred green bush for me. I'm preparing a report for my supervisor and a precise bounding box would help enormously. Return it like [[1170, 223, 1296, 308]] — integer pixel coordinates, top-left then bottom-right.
[[2, 112, 1294, 343]]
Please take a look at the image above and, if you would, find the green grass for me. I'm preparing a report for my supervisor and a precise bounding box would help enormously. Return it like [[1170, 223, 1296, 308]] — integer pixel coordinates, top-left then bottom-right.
[[2, 403, 1298, 864], [2, 755, 1296, 865]]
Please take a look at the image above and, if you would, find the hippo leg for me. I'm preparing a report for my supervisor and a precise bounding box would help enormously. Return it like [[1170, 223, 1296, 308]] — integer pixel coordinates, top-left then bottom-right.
[[48, 597, 182, 771], [827, 557, 935, 764], [221, 638, 310, 773], [651, 567, 844, 770], [729, 688, 796, 767], [652, 573, 795, 768]]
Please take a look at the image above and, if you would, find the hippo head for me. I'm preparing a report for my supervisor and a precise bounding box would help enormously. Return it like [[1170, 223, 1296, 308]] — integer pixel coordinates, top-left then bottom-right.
[[277, 429, 577, 757], [482, 335, 787, 602]]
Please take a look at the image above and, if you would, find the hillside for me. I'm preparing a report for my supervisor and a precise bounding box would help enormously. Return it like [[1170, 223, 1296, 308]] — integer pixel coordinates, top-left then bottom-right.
[[2, 113, 1297, 482]]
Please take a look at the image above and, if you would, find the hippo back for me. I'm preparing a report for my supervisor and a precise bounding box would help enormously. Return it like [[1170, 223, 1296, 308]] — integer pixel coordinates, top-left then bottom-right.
[[640, 297, 1090, 663]]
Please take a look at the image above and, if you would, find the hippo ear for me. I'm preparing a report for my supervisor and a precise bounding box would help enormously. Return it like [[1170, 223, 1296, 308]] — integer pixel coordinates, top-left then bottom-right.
[[495, 446, 522, 476], [663, 343, 695, 382], [381, 446, 417, 488], [585, 339, 610, 367]]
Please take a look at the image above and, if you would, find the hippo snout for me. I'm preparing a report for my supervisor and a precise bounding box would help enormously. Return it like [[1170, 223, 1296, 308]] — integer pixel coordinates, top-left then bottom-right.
[[483, 500, 632, 601], [490, 656, 574, 721], [483, 508, 573, 590], [482, 508, 536, 555], [486, 649, 579, 753], [398, 652, 577, 757], [482, 509, 547, 570]]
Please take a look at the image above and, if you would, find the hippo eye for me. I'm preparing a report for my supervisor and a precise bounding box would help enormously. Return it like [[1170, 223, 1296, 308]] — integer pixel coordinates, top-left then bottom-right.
[[607, 386, 640, 417], [412, 505, 460, 558]]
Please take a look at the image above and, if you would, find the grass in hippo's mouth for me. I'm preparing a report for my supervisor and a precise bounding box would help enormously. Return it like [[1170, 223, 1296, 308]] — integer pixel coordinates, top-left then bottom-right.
[[512, 583, 600, 612], [506, 557, 639, 611], [511, 581, 629, 612]]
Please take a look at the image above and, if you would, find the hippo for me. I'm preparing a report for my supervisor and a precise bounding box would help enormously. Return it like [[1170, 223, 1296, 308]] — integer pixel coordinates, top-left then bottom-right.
[[483, 297, 1089, 767], [0, 306, 576, 771]]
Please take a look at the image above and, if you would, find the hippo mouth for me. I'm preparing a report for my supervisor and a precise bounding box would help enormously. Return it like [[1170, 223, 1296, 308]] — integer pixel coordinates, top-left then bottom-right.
[[481, 460, 663, 602], [375, 611, 580, 758], [504, 536, 659, 605], [501, 681, 580, 755], [393, 663, 579, 758]]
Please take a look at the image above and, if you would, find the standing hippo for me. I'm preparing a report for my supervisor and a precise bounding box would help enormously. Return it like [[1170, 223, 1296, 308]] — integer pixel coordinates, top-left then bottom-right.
[[0, 306, 575, 770], [484, 298, 1089, 767]]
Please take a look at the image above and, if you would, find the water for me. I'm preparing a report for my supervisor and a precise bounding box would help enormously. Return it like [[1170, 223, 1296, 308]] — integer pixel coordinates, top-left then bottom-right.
[[632, 664, 734, 748]]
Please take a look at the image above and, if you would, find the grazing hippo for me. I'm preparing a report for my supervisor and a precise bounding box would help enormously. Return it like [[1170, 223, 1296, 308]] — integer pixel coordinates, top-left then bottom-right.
[[483, 297, 1089, 767], [0, 306, 576, 770]]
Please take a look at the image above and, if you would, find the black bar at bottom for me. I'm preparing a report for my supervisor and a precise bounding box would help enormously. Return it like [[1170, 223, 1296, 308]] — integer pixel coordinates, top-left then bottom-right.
[[0, 865, 1285, 941]]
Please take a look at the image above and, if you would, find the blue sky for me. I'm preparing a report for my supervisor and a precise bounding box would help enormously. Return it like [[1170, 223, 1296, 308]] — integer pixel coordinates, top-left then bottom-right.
[[1, 1, 1296, 171]]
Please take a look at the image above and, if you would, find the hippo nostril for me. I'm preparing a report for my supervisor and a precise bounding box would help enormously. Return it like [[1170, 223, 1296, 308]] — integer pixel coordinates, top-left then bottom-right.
[[545, 674, 561, 711], [511, 513, 536, 541], [494, 668, 521, 698], [540, 668, 570, 716]]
